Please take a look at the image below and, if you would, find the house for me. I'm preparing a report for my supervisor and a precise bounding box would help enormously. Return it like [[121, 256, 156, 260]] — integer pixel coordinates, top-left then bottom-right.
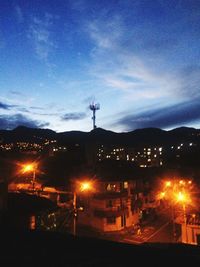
[[77, 175, 156, 232]]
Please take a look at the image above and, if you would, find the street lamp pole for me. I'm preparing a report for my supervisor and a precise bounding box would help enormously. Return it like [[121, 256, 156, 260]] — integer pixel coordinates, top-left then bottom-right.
[[32, 170, 36, 191], [72, 181, 93, 236], [183, 203, 188, 243], [73, 191, 77, 236], [171, 205, 176, 242]]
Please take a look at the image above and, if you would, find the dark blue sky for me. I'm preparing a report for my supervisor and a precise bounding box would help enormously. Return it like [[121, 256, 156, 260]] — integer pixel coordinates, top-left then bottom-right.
[[0, 0, 200, 132]]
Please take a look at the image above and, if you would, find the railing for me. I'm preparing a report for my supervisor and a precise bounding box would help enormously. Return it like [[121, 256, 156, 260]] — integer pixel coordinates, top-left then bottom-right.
[[93, 191, 128, 199], [93, 206, 128, 218]]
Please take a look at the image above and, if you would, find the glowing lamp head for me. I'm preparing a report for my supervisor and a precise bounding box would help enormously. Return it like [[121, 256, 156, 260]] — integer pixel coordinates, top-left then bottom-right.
[[23, 164, 34, 173], [179, 180, 185, 185], [80, 182, 91, 192], [160, 191, 166, 199], [165, 181, 171, 187], [176, 192, 186, 202]]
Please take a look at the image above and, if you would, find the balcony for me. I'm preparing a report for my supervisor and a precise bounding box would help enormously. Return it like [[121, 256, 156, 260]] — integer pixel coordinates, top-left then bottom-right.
[[93, 190, 128, 200], [93, 206, 128, 218]]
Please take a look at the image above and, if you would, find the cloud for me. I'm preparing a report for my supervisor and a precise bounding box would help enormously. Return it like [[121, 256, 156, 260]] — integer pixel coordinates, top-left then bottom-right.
[[84, 15, 180, 103], [28, 13, 55, 61], [0, 102, 17, 110], [86, 15, 124, 50], [15, 5, 24, 23], [9, 90, 24, 96], [116, 100, 200, 131], [0, 114, 49, 130], [61, 112, 87, 121], [177, 65, 200, 99], [16, 107, 30, 113]]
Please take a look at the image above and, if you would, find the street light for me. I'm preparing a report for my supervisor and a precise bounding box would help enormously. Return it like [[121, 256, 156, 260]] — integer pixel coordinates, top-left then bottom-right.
[[175, 191, 190, 243], [158, 179, 192, 243], [73, 181, 93, 236], [22, 163, 37, 191]]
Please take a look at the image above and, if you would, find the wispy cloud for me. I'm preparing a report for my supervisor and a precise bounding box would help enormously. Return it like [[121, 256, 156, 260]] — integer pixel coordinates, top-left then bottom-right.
[[87, 15, 123, 50], [9, 90, 25, 96], [15, 5, 24, 23], [84, 16, 176, 101], [61, 112, 87, 121], [0, 114, 49, 130], [85, 11, 200, 107], [115, 99, 200, 131], [0, 102, 17, 110], [28, 13, 56, 61]]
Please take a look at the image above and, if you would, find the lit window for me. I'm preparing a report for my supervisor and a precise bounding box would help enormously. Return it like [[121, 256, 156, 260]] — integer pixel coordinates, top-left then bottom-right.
[[124, 181, 128, 189], [106, 183, 116, 191], [159, 147, 162, 151]]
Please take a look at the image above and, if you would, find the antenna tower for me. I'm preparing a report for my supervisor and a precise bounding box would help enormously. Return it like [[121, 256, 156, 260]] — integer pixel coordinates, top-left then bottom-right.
[[89, 103, 100, 130]]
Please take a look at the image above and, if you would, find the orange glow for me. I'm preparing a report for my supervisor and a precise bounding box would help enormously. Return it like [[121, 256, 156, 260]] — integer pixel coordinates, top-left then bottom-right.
[[176, 191, 186, 202], [179, 180, 185, 185], [23, 164, 34, 173], [159, 191, 166, 199], [80, 182, 92, 192], [165, 181, 171, 187], [175, 191, 191, 205]]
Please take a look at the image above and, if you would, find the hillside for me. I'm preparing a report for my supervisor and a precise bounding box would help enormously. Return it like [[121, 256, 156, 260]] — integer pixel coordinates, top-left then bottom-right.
[[0, 126, 200, 147]]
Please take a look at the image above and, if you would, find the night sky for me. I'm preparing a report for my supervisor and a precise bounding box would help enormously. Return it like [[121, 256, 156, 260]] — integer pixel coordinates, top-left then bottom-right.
[[0, 0, 200, 132]]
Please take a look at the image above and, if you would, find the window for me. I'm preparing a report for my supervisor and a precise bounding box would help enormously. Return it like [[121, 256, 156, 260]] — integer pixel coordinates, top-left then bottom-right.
[[106, 199, 113, 208], [107, 217, 116, 224], [123, 181, 128, 189], [106, 183, 117, 191]]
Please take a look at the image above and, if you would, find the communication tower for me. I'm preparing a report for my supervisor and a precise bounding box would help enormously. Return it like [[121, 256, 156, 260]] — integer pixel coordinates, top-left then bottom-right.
[[89, 103, 100, 130]]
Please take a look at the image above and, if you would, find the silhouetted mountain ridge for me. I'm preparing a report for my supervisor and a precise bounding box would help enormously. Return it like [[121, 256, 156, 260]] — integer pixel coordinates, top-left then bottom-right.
[[0, 126, 200, 147]]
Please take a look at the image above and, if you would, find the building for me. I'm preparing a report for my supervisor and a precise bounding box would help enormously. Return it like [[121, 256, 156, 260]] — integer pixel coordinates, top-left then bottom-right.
[[96, 145, 163, 167], [177, 213, 200, 245], [77, 176, 156, 232]]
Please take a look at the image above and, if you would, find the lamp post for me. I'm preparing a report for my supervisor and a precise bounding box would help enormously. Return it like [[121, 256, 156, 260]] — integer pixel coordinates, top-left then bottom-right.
[[72, 181, 93, 236], [22, 163, 37, 191], [176, 191, 189, 244], [183, 203, 188, 243], [158, 179, 192, 243], [73, 191, 77, 236]]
